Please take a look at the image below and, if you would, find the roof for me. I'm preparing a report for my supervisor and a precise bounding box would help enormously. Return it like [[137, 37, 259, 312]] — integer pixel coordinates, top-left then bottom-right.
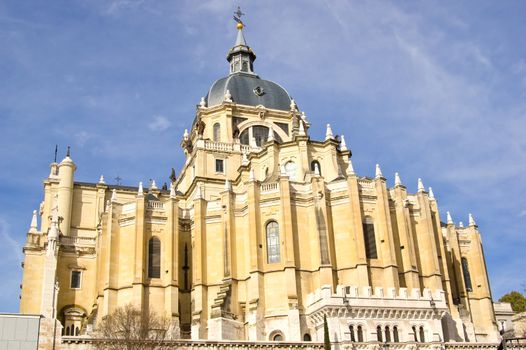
[[206, 72, 292, 111]]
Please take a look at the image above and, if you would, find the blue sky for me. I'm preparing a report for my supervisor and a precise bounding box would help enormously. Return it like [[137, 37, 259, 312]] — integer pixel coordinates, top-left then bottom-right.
[[1, 0, 525, 312]]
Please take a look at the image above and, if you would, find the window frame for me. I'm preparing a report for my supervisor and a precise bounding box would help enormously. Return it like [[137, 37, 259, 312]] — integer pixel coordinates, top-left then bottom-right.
[[215, 158, 225, 174], [363, 218, 378, 259], [70, 270, 82, 289], [266, 220, 281, 264], [148, 237, 161, 279]]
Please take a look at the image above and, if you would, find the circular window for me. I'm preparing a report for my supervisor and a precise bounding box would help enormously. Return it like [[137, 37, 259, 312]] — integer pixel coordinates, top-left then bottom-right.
[[273, 334, 283, 341]]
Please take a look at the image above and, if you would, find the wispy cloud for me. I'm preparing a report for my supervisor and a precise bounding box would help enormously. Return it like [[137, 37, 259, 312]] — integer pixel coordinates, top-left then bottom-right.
[[148, 115, 171, 132]]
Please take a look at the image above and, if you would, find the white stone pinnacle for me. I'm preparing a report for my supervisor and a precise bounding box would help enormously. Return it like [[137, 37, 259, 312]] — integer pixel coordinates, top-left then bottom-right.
[[199, 96, 206, 107], [290, 98, 296, 110], [151, 180, 158, 190], [301, 111, 308, 122], [267, 127, 274, 142], [346, 159, 355, 175], [446, 211, 454, 225], [183, 129, 189, 140], [138, 181, 144, 196], [111, 189, 117, 202], [224, 89, 232, 102], [98, 175, 105, 184], [29, 210, 38, 233], [325, 124, 334, 140], [340, 135, 348, 151], [469, 213, 477, 226], [375, 164, 383, 179], [242, 152, 249, 166], [298, 120, 306, 136], [170, 183, 176, 198], [428, 187, 435, 200], [459, 221, 464, 228], [418, 178, 425, 192], [395, 172, 402, 186]]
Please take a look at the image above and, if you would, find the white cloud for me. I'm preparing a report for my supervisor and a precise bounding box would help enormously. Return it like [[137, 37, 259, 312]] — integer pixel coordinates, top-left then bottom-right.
[[519, 210, 526, 218], [148, 115, 171, 131]]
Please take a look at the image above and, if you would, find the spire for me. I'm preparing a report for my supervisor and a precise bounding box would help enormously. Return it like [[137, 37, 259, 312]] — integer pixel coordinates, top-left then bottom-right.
[[469, 213, 477, 227], [459, 221, 464, 228], [183, 129, 189, 140], [227, 7, 256, 75], [151, 180, 158, 190], [98, 175, 105, 184], [138, 181, 144, 197], [170, 183, 176, 198], [446, 211, 453, 225], [375, 164, 383, 179], [325, 124, 334, 140], [111, 189, 117, 202], [267, 127, 275, 142], [298, 120, 306, 136], [418, 178, 425, 192], [428, 187, 435, 200], [340, 135, 348, 151], [199, 97, 206, 108], [395, 172, 402, 186], [346, 159, 355, 175], [29, 210, 38, 233], [290, 99, 297, 111]]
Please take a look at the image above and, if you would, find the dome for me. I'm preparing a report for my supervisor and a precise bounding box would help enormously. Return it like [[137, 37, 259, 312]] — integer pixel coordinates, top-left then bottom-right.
[[206, 73, 292, 111]]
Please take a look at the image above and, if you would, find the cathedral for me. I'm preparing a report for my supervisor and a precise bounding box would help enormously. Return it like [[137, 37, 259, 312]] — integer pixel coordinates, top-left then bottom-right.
[[20, 16, 500, 347]]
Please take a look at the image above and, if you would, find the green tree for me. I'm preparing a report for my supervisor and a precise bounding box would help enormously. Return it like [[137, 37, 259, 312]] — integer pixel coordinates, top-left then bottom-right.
[[499, 291, 526, 313], [323, 315, 330, 350]]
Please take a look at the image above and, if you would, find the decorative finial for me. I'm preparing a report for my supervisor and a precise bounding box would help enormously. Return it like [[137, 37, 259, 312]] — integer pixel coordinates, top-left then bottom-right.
[[418, 178, 425, 192], [298, 120, 306, 136], [138, 181, 144, 197], [199, 97, 206, 108], [446, 211, 453, 225], [151, 180, 158, 190], [54, 144, 58, 163], [375, 164, 383, 179], [428, 187, 435, 200], [233, 6, 245, 30], [170, 183, 176, 198], [340, 135, 348, 151], [267, 127, 274, 142], [242, 152, 249, 166], [395, 172, 402, 186], [29, 210, 38, 233], [98, 175, 105, 184], [66, 145, 71, 158], [111, 189, 117, 202], [325, 124, 334, 140], [290, 99, 296, 111], [469, 213, 477, 227], [183, 129, 189, 140], [169, 168, 177, 183], [224, 89, 232, 102], [301, 111, 308, 122], [346, 159, 355, 175], [459, 221, 464, 228], [249, 169, 255, 181]]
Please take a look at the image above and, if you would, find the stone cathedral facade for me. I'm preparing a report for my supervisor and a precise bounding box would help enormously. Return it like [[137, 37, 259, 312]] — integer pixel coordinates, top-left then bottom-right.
[[20, 21, 499, 346]]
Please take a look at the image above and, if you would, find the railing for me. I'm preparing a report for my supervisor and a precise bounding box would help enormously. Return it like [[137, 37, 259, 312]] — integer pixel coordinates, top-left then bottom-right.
[[204, 140, 234, 152], [60, 236, 96, 247], [357, 178, 375, 189], [261, 182, 279, 193], [147, 200, 165, 210], [26, 233, 41, 246]]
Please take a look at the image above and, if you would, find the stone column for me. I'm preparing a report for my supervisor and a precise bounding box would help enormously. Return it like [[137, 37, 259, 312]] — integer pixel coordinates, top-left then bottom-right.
[[191, 186, 207, 339]]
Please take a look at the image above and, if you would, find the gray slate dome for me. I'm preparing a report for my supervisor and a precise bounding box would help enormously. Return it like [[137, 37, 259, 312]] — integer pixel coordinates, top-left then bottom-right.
[[206, 73, 292, 111]]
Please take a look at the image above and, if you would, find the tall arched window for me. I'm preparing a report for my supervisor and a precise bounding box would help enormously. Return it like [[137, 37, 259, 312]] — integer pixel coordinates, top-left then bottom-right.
[[284, 161, 297, 180], [303, 333, 311, 341], [266, 221, 280, 263], [148, 237, 161, 278], [419, 326, 425, 343], [310, 160, 321, 175], [349, 325, 355, 341], [377, 326, 383, 342], [363, 217, 378, 259], [385, 326, 391, 342], [412, 326, 418, 341], [393, 326, 399, 342], [461, 257, 473, 292], [213, 123, 221, 142], [357, 325, 364, 342]]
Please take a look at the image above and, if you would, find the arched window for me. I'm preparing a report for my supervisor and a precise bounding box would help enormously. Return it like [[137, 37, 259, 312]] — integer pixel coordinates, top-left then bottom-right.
[[213, 123, 221, 142], [310, 160, 321, 175], [412, 326, 418, 341], [242, 61, 248, 72], [75, 327, 79, 336], [363, 217, 378, 259], [393, 326, 399, 342], [377, 326, 383, 342], [385, 326, 391, 342], [461, 257, 473, 292], [271, 332, 283, 341], [266, 221, 280, 263], [284, 161, 297, 180], [349, 325, 355, 342], [419, 326, 425, 343], [303, 333, 312, 341], [65, 326, 70, 336], [357, 325, 364, 342], [148, 237, 161, 278]]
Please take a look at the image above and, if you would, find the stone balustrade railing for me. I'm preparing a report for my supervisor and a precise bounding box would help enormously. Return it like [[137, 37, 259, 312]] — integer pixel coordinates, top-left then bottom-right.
[[357, 178, 375, 189], [147, 200, 165, 210], [60, 236, 96, 247], [261, 182, 280, 193], [204, 140, 235, 152]]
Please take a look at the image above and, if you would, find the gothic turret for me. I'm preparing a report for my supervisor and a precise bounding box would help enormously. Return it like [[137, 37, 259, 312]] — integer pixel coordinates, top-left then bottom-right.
[[226, 20, 256, 74]]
